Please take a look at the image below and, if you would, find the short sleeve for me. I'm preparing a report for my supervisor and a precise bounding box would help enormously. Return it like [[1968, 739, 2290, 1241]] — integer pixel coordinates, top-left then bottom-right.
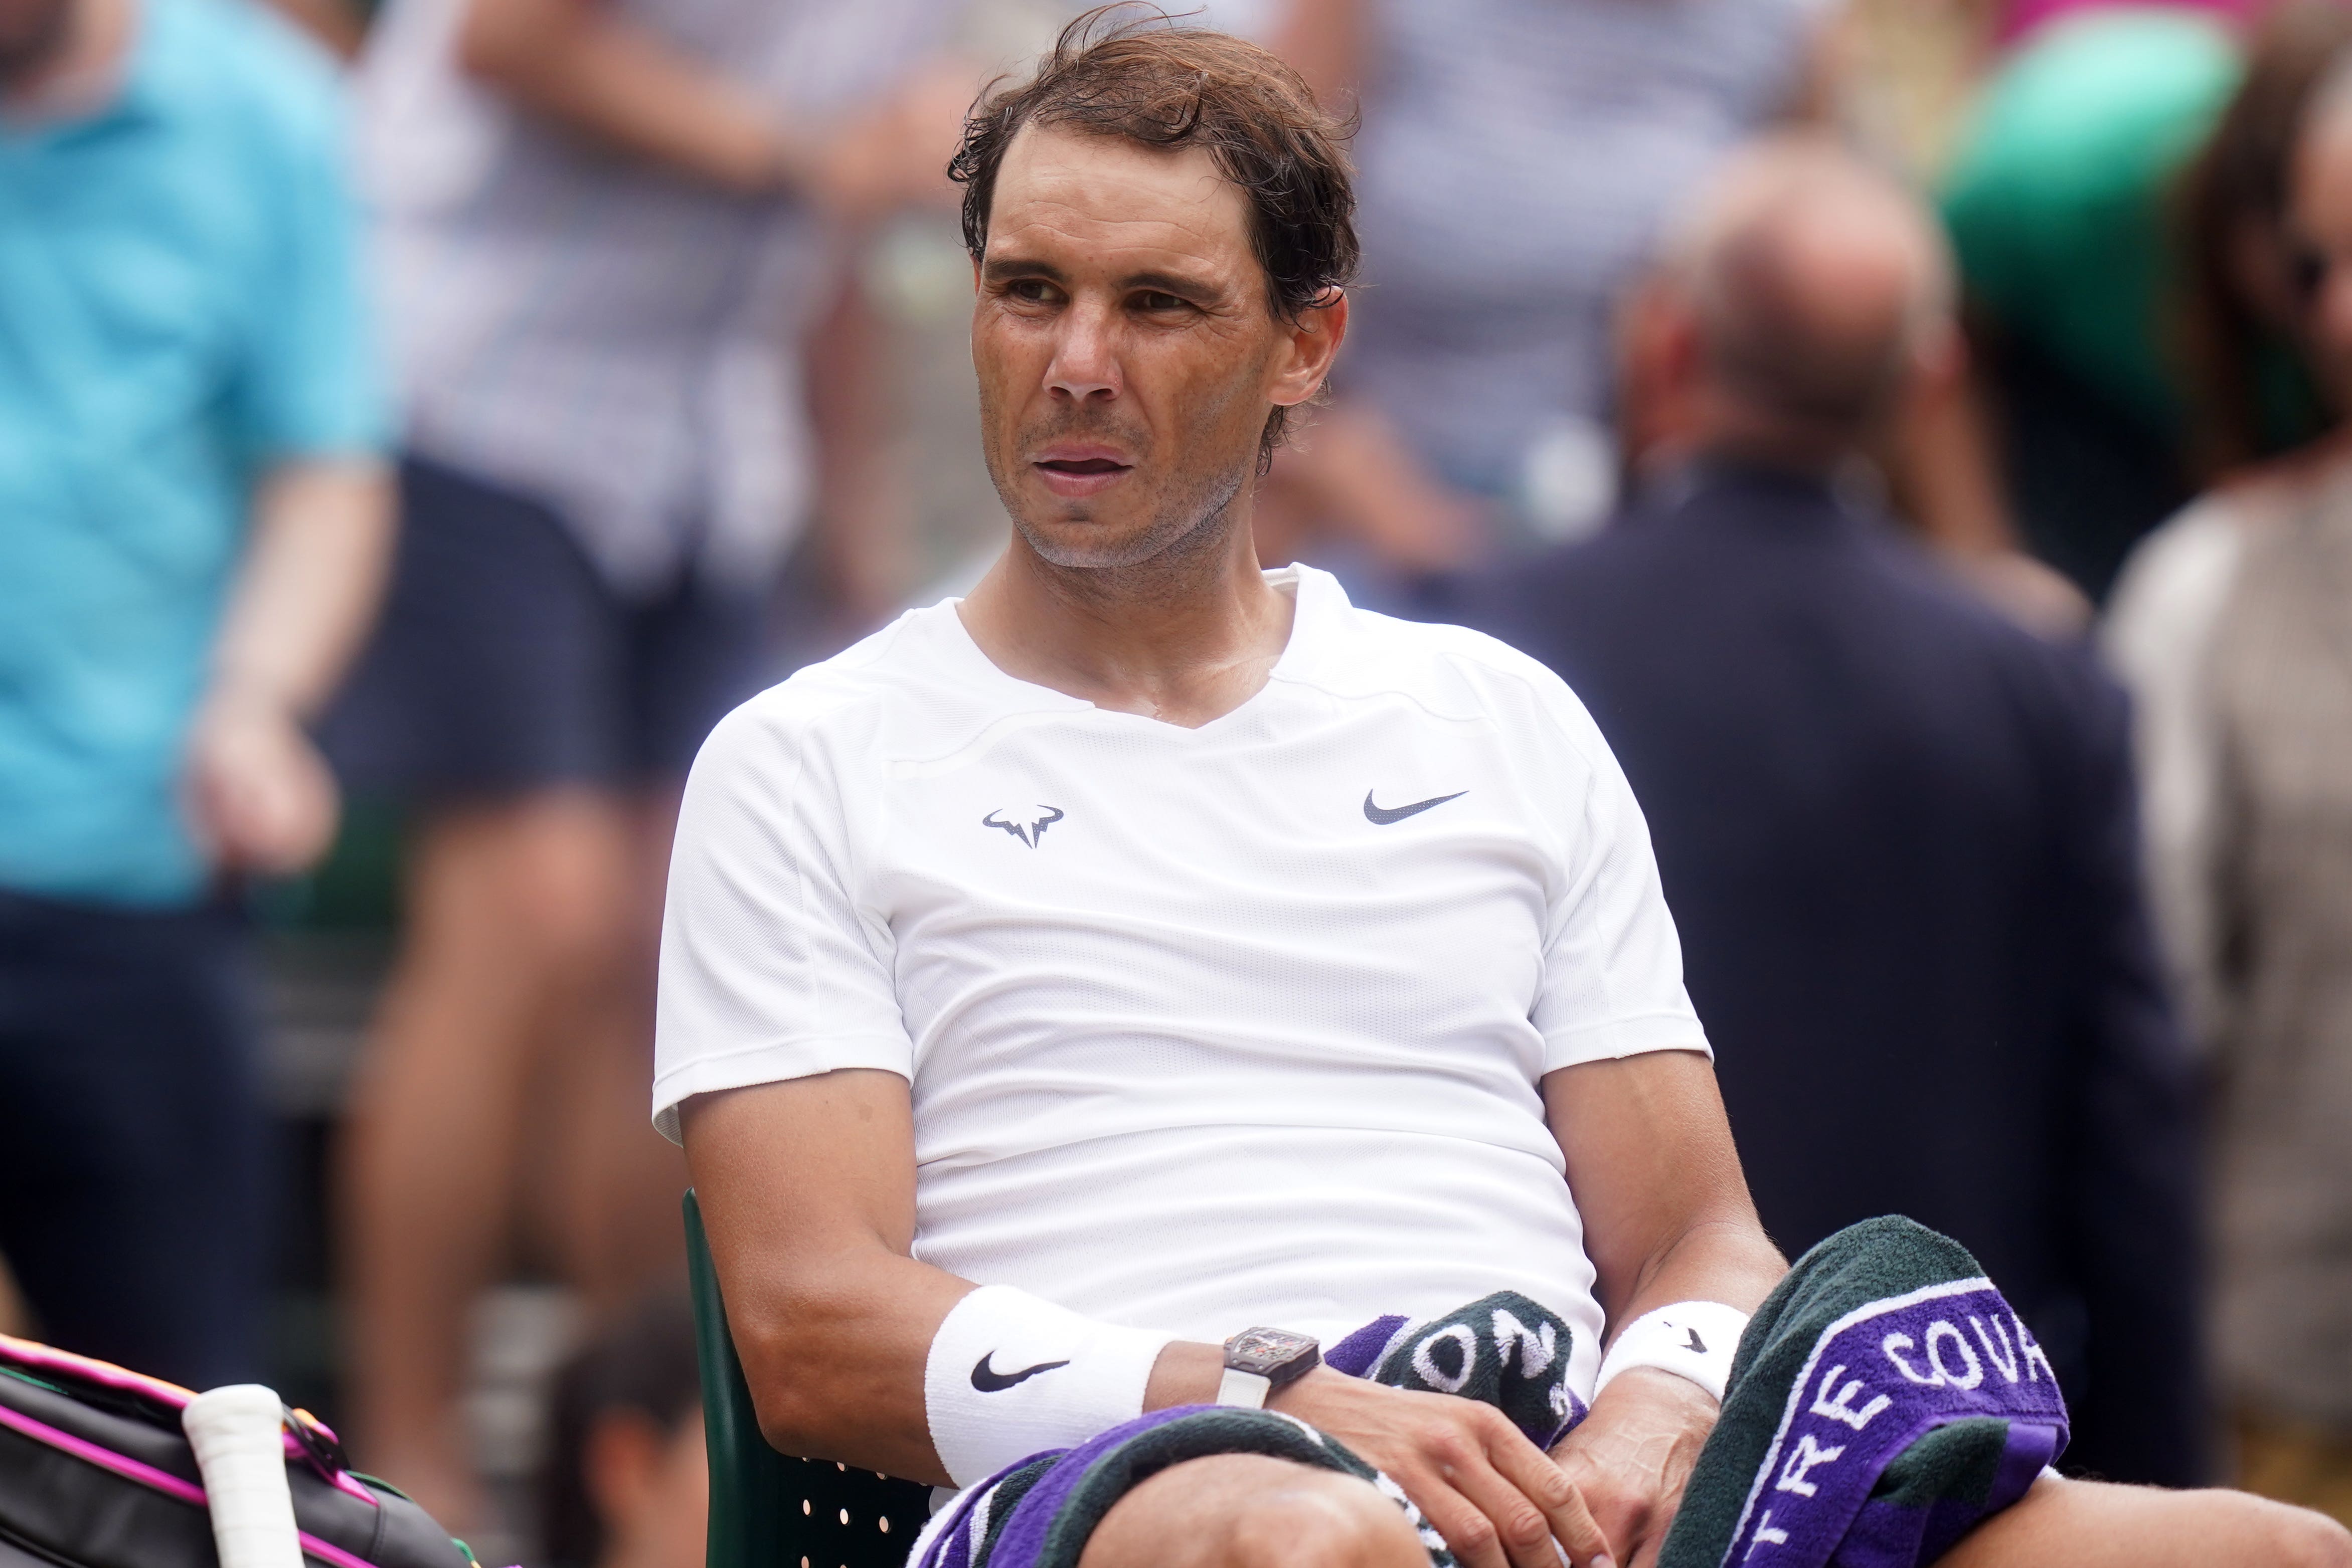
[[652, 699, 915, 1142], [1529, 687, 1712, 1073], [230, 61, 389, 462]]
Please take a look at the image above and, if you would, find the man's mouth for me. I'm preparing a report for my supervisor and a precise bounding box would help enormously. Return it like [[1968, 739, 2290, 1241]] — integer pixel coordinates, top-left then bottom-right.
[[1031, 448, 1135, 498]]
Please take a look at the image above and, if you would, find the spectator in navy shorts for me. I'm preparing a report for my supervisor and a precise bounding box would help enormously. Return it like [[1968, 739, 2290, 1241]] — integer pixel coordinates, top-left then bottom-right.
[[326, 0, 968, 1528]]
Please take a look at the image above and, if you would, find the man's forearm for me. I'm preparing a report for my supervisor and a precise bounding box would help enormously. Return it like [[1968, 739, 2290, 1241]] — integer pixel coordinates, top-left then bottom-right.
[[1601, 1216, 1784, 1338], [210, 459, 394, 717]]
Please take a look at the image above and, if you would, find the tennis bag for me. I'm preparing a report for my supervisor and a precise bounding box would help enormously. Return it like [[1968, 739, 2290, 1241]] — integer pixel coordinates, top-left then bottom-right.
[[0, 1335, 475, 1568]]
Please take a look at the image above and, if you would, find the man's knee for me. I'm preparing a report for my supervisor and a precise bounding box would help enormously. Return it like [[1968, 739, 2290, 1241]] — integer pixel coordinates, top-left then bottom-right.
[[414, 795, 643, 980], [1080, 1453, 1425, 1568], [1226, 1468, 1426, 1568]]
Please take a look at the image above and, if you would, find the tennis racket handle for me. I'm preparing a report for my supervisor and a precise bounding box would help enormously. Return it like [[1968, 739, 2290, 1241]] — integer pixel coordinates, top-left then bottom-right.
[[184, 1384, 305, 1568]]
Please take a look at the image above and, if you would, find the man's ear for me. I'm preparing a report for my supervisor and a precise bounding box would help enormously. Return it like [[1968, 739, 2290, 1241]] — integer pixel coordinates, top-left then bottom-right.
[[1269, 289, 1350, 408], [1616, 278, 1705, 469]]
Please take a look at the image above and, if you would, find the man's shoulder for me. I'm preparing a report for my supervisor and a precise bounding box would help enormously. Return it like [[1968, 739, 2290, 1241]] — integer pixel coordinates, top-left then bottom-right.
[[1301, 583, 1616, 764], [696, 602, 1049, 770], [147, 0, 346, 150]]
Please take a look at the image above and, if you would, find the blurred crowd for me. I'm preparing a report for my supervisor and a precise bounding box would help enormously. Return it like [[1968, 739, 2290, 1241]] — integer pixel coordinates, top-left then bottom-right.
[[6, 0, 2352, 1560]]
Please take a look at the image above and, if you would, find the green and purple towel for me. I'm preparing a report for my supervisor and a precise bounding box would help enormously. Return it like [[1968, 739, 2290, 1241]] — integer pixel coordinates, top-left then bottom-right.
[[911, 1218, 2067, 1568]]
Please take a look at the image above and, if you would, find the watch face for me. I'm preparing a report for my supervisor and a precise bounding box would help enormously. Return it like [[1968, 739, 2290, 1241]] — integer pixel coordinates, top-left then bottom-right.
[[1225, 1327, 1321, 1380]]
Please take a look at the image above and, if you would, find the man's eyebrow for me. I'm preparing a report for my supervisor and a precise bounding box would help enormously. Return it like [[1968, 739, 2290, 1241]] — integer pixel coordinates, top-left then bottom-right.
[[981, 255, 1067, 285], [1120, 268, 1227, 300]]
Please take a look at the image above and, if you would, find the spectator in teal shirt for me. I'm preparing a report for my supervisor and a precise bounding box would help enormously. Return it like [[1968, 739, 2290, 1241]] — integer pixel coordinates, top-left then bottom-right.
[[0, 0, 391, 1387]]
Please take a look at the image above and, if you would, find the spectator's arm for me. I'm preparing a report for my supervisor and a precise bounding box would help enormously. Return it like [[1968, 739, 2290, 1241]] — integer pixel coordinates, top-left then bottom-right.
[[803, 269, 916, 630], [456, 0, 817, 194], [1268, 0, 1370, 115], [1779, 6, 1844, 126], [258, 0, 365, 60], [187, 459, 394, 874], [192, 52, 393, 876], [2051, 661, 2208, 1485]]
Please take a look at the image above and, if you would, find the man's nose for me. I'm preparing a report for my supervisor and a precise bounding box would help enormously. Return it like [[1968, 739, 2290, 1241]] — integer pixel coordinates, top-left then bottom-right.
[[1045, 301, 1120, 402]]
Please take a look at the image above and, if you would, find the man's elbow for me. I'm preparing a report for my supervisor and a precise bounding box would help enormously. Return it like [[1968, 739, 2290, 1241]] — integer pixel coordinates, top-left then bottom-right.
[[733, 1312, 877, 1461], [742, 1359, 842, 1460]]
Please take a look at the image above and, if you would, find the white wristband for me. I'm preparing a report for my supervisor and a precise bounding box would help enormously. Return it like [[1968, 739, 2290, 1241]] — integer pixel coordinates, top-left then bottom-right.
[[924, 1285, 1177, 1488], [1594, 1301, 1750, 1404]]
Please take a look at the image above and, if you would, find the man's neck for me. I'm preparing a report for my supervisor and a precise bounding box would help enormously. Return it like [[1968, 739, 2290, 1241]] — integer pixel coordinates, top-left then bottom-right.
[[957, 498, 1297, 731], [0, 0, 132, 126]]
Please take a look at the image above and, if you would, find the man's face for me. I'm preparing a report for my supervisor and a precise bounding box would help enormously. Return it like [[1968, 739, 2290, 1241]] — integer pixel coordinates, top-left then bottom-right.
[[0, 0, 75, 85], [971, 124, 1328, 571]]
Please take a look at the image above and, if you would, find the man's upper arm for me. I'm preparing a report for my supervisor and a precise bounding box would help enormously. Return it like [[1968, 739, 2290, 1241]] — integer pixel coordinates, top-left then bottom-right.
[[1518, 661, 1774, 1323], [653, 699, 915, 1140], [658, 701, 969, 1477], [1524, 668, 1711, 1073], [682, 1070, 970, 1481]]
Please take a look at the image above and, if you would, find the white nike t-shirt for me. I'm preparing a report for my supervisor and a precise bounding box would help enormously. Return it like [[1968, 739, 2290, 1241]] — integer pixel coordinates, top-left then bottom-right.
[[654, 565, 1708, 1402]]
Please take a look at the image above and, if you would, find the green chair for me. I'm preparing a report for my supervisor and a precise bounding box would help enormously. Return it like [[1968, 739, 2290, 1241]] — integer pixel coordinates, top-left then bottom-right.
[[685, 1191, 932, 1568]]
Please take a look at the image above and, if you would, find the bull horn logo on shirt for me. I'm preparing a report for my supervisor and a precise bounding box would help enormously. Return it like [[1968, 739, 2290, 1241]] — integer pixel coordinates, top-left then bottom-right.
[[982, 804, 1065, 848]]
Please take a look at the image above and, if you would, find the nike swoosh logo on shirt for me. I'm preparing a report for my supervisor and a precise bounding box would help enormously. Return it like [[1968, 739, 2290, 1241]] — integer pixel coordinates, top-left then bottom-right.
[[1363, 789, 1467, 825], [970, 1353, 1072, 1392]]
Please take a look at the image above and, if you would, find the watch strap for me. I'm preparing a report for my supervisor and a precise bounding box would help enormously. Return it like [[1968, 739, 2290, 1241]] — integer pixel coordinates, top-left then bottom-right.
[[1215, 1367, 1272, 1409]]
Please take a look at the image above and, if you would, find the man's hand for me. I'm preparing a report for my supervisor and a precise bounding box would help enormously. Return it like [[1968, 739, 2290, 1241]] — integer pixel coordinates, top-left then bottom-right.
[[185, 689, 340, 876], [1546, 1370, 1718, 1568], [808, 61, 976, 218], [1271, 1367, 1617, 1568]]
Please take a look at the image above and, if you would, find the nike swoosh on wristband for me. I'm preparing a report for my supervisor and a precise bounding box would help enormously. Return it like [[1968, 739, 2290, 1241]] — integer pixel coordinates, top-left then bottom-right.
[[970, 1353, 1072, 1392], [1684, 1328, 1708, 1354], [1363, 789, 1467, 825]]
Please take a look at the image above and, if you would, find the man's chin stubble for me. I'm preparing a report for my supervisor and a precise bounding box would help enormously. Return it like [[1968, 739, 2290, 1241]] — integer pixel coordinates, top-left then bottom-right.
[[996, 465, 1249, 580]]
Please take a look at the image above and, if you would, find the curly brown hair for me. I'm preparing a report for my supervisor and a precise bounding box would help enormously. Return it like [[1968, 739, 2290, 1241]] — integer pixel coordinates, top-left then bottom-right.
[[947, 6, 1359, 462]]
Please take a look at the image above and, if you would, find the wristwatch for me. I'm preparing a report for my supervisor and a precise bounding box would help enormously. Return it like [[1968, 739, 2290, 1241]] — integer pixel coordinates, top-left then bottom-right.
[[1217, 1327, 1321, 1409]]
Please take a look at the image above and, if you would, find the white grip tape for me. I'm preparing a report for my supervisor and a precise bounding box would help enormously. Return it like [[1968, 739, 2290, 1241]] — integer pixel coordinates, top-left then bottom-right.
[[924, 1285, 1176, 1488], [1594, 1301, 1751, 1404], [183, 1384, 304, 1568]]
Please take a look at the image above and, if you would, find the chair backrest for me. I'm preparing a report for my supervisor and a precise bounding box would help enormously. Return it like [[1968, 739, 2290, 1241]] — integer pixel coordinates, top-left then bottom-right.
[[684, 1191, 932, 1568]]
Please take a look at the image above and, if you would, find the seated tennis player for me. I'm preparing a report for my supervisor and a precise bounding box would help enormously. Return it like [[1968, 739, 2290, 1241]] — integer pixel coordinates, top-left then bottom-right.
[[655, 17, 2350, 1568]]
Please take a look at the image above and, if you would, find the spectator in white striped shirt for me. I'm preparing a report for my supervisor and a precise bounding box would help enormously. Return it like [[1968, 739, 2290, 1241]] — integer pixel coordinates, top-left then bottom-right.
[[321, 0, 969, 1531]]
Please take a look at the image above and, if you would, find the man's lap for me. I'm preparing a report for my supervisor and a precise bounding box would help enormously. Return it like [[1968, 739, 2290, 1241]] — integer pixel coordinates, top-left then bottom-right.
[[1077, 1466, 2352, 1568], [915, 1219, 2077, 1568]]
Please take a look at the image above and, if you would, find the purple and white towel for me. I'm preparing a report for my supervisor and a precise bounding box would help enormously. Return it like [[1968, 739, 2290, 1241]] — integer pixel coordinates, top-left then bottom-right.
[[912, 1218, 2066, 1568]]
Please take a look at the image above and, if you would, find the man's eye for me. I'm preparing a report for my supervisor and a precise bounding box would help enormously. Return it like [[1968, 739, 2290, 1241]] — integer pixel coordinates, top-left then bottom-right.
[[1136, 291, 1191, 313], [1006, 279, 1061, 305]]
